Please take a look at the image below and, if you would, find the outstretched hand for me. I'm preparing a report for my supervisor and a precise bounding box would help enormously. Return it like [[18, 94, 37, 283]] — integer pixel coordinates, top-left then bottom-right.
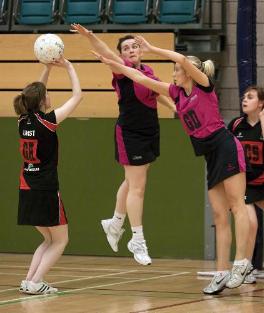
[[135, 35, 153, 53], [91, 50, 113, 65], [49, 57, 70, 68], [70, 23, 93, 37]]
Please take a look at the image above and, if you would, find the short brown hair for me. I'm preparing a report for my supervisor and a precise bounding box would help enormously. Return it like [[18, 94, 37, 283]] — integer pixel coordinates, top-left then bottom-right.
[[116, 35, 135, 53], [244, 85, 264, 102]]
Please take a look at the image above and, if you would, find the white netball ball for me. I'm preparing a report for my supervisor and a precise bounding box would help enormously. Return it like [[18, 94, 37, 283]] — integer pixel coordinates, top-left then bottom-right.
[[34, 34, 64, 63]]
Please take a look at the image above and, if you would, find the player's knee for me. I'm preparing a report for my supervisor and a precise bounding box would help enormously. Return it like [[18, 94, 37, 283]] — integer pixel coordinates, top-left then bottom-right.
[[129, 185, 145, 198], [213, 209, 229, 225], [43, 238, 52, 246], [226, 193, 245, 212], [52, 234, 69, 248]]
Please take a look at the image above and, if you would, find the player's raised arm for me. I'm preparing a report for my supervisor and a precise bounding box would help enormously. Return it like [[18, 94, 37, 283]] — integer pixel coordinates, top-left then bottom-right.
[[53, 58, 83, 124], [38, 64, 52, 86], [70, 24, 124, 64], [92, 51, 171, 97], [135, 36, 213, 87]]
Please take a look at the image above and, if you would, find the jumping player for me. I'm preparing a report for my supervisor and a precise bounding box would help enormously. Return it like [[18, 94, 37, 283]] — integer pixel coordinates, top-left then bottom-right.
[[92, 35, 251, 294], [228, 86, 264, 283], [71, 24, 175, 265], [14, 58, 82, 295]]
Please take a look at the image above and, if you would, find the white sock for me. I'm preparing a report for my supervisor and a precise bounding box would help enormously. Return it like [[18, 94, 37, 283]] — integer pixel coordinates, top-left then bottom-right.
[[233, 258, 249, 266], [111, 211, 126, 230], [131, 225, 144, 241]]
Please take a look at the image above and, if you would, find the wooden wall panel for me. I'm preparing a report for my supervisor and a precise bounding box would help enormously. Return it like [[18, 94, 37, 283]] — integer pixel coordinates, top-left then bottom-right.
[[0, 33, 175, 61], [0, 91, 174, 118], [0, 62, 174, 89]]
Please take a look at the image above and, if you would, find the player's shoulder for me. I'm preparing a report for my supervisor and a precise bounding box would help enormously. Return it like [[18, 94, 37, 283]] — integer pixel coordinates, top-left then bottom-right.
[[228, 116, 245, 132], [34, 111, 57, 132]]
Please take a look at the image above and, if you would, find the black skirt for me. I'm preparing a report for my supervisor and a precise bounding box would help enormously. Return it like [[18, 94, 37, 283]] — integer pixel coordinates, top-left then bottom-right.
[[205, 135, 246, 190], [245, 185, 264, 204], [18, 189, 68, 227], [115, 124, 160, 166]]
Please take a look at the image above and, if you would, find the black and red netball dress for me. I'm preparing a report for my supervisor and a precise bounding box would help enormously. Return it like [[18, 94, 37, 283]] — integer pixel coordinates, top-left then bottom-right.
[[229, 116, 264, 203], [17, 110, 67, 226]]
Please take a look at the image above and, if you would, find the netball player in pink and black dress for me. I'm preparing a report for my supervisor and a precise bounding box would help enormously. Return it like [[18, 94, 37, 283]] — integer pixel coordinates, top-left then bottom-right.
[[14, 58, 82, 295], [93, 35, 251, 294], [71, 24, 175, 266]]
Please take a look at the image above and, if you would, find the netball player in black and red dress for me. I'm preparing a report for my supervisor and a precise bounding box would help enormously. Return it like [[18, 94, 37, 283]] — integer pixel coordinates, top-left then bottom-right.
[[228, 86, 264, 283], [14, 58, 82, 295], [71, 24, 175, 265]]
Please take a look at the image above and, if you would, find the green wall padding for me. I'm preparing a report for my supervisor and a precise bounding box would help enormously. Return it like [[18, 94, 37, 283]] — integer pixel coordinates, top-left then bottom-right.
[[0, 118, 204, 259]]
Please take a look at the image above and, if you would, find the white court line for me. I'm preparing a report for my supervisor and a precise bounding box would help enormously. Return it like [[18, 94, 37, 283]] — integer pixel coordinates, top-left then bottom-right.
[[0, 264, 185, 274], [0, 265, 123, 271], [0, 288, 20, 294], [0, 270, 137, 294], [197, 271, 217, 277], [49, 270, 138, 285], [0, 271, 189, 306], [64, 271, 190, 293], [0, 272, 94, 278]]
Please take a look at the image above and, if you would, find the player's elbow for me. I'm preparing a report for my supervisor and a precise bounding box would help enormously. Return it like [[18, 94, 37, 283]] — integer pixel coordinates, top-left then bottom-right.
[[74, 91, 83, 102], [178, 54, 187, 65]]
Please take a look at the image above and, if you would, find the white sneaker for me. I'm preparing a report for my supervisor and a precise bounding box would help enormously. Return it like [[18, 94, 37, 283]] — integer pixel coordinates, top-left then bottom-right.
[[127, 239, 152, 265], [19, 280, 28, 293], [244, 272, 257, 284], [243, 265, 257, 284], [203, 272, 230, 295], [101, 219, 125, 252], [226, 260, 251, 288], [25, 281, 58, 295]]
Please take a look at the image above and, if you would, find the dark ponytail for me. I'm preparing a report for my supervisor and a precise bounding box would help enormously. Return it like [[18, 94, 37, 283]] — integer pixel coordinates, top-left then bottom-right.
[[13, 82, 47, 116], [14, 93, 27, 115]]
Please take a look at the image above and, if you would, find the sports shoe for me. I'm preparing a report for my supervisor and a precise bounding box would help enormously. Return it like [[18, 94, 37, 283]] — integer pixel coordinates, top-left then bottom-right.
[[101, 219, 125, 252], [25, 281, 58, 295], [127, 239, 152, 265], [226, 260, 251, 288], [19, 280, 28, 293], [243, 265, 256, 284], [244, 271, 257, 284], [203, 271, 230, 295]]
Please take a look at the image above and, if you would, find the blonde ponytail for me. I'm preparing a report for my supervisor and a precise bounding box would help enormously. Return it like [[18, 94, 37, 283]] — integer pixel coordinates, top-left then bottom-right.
[[202, 60, 215, 78], [187, 56, 215, 78]]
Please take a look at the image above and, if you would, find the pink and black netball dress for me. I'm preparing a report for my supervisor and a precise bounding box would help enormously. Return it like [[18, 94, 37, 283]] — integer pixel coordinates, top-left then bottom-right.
[[112, 60, 160, 166], [169, 81, 246, 189]]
